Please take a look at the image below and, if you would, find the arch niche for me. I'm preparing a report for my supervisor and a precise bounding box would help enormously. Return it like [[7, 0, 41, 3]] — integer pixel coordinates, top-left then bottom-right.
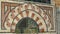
[[11, 10, 47, 33]]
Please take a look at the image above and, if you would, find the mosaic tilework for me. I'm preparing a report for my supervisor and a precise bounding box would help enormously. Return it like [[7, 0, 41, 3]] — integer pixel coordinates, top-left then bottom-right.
[[0, 1, 55, 33]]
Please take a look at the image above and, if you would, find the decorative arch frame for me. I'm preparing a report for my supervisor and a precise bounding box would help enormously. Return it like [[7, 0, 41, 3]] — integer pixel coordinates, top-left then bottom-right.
[[11, 9, 48, 32], [1, 1, 55, 33]]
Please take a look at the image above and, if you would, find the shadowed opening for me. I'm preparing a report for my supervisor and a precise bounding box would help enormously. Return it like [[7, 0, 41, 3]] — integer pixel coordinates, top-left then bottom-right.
[[15, 17, 39, 33], [25, 0, 51, 4]]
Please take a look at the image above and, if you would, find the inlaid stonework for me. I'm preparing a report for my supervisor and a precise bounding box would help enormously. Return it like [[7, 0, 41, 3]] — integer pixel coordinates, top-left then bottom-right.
[[0, 1, 55, 33]]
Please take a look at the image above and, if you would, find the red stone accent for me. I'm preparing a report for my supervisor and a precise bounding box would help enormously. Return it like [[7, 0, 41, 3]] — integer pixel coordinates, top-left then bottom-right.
[[15, 17, 19, 21], [40, 28, 44, 32], [35, 17, 39, 21], [1, 3, 5, 28], [38, 22, 42, 26], [6, 21, 11, 27], [31, 13, 35, 18], [26, 11, 29, 17]]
